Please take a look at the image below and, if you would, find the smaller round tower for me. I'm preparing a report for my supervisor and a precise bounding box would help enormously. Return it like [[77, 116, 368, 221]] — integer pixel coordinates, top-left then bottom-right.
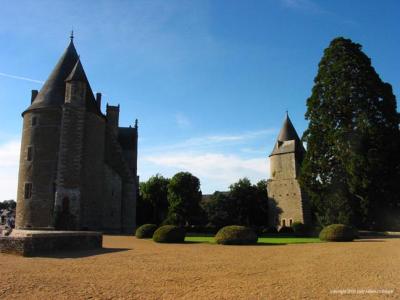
[[267, 113, 310, 228]]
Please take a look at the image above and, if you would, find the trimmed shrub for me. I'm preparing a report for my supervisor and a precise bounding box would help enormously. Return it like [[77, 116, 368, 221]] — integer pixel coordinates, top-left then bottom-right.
[[278, 226, 294, 234], [292, 222, 309, 236], [153, 225, 186, 243], [214, 225, 258, 245], [319, 224, 355, 242], [135, 224, 158, 239]]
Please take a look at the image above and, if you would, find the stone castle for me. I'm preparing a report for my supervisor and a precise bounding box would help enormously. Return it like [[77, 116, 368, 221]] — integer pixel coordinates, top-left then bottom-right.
[[267, 113, 311, 228], [15, 36, 138, 233]]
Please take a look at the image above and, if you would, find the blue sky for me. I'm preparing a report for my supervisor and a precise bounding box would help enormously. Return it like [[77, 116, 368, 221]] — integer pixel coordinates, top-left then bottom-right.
[[0, 0, 399, 199]]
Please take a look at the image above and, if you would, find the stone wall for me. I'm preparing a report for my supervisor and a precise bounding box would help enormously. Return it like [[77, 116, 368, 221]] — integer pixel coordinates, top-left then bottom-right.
[[54, 103, 86, 229], [102, 164, 122, 232], [80, 112, 106, 230], [267, 178, 307, 227], [268, 150, 310, 227], [270, 149, 297, 180], [0, 231, 102, 257], [16, 108, 62, 229], [121, 181, 137, 233]]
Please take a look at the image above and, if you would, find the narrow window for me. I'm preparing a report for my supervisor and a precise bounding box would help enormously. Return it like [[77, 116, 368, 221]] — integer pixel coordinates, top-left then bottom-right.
[[24, 183, 32, 199], [282, 219, 286, 227], [62, 197, 69, 213], [27, 146, 33, 161], [31, 116, 37, 126], [289, 219, 293, 227]]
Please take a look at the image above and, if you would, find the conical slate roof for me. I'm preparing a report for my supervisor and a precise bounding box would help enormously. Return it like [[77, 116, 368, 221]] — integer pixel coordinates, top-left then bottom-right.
[[277, 113, 301, 142], [66, 58, 87, 82], [23, 40, 102, 116], [270, 113, 305, 156]]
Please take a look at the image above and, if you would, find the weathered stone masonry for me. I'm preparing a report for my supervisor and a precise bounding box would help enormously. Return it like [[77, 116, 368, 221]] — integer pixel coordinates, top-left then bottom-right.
[[15, 38, 138, 233], [267, 113, 311, 228]]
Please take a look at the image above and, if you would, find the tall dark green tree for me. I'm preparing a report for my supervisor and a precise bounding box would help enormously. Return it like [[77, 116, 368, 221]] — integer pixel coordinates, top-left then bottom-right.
[[165, 172, 202, 226], [201, 191, 236, 228], [300, 37, 400, 229], [140, 174, 170, 225], [201, 179, 269, 229], [228, 178, 269, 227]]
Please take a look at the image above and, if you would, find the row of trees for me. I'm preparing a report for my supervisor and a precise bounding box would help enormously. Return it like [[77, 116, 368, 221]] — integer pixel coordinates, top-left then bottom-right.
[[137, 173, 269, 229], [137, 172, 202, 227]]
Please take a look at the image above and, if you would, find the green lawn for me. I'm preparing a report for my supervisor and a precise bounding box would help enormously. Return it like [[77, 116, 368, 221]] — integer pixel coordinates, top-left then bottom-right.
[[185, 235, 322, 244]]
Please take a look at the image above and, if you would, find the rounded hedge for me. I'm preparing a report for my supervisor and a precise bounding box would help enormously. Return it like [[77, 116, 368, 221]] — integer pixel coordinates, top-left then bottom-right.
[[135, 224, 158, 239], [214, 225, 258, 245], [319, 224, 355, 242], [278, 226, 294, 234], [152, 225, 186, 243]]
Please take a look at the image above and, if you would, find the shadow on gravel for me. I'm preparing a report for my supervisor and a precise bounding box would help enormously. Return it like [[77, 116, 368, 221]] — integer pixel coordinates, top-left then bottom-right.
[[35, 247, 131, 259], [354, 239, 386, 242]]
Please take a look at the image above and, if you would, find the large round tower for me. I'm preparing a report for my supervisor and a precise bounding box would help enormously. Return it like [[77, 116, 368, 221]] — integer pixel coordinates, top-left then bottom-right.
[[15, 40, 79, 229]]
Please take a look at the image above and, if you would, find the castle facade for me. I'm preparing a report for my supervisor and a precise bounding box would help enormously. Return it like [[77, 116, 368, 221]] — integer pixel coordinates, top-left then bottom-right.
[[15, 37, 138, 233]]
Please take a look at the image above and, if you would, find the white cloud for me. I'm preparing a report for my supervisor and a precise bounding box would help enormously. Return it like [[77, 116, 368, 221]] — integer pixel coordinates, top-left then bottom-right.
[[280, 0, 328, 14], [142, 152, 269, 193], [144, 128, 276, 152], [175, 113, 191, 128], [0, 139, 20, 200], [139, 128, 276, 193], [0, 72, 44, 84]]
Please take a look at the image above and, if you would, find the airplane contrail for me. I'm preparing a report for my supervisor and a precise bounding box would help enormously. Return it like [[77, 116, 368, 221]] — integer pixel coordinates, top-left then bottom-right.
[[0, 72, 44, 84]]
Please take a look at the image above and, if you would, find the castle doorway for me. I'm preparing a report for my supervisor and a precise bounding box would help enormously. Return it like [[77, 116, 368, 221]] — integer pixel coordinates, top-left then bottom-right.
[[55, 196, 76, 230]]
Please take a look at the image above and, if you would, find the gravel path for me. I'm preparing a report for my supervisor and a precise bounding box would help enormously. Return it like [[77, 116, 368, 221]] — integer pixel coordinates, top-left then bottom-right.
[[0, 235, 398, 299]]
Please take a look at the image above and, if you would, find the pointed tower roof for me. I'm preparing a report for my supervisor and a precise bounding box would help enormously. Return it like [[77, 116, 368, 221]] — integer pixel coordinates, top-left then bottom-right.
[[23, 37, 102, 116], [65, 58, 87, 82], [277, 112, 301, 142], [24, 40, 78, 113], [270, 113, 305, 156]]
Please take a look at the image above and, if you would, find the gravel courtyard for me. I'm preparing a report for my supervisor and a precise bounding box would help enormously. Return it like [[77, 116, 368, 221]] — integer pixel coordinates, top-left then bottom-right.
[[0, 235, 398, 299]]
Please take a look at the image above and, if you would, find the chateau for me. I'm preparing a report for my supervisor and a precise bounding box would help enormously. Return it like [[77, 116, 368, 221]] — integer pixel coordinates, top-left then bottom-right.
[[267, 113, 311, 228], [15, 37, 138, 233]]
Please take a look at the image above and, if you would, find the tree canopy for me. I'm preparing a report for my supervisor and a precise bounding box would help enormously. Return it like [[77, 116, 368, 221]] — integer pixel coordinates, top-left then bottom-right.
[[139, 174, 169, 225], [201, 178, 269, 229], [300, 37, 400, 229], [165, 172, 202, 226]]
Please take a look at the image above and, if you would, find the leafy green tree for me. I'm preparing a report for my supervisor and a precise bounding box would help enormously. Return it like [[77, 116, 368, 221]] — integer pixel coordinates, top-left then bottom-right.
[[228, 178, 269, 227], [165, 172, 202, 226], [201, 192, 237, 228], [140, 174, 170, 225], [0, 200, 16, 210], [300, 37, 400, 229], [200, 179, 269, 229], [229, 178, 254, 225], [136, 184, 153, 226], [252, 180, 269, 227]]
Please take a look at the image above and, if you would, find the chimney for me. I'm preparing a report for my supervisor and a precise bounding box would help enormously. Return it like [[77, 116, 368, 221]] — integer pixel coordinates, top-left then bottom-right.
[[106, 103, 120, 136], [96, 93, 102, 111], [31, 90, 38, 104]]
